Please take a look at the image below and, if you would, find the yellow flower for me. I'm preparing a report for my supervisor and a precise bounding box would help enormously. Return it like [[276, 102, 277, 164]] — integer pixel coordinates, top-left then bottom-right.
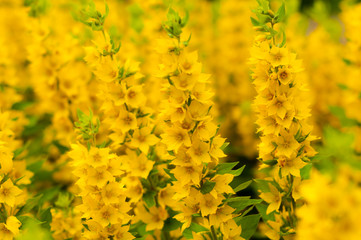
[[0, 179, 22, 207], [191, 82, 214, 103], [0, 143, 13, 174], [0, 216, 21, 240], [84, 46, 101, 67], [208, 205, 234, 228], [277, 66, 293, 85], [124, 181, 143, 203], [168, 86, 187, 106], [268, 47, 290, 67], [161, 126, 191, 152], [173, 146, 195, 166], [158, 185, 177, 208], [142, 206, 168, 231], [178, 51, 202, 74], [187, 138, 211, 164], [123, 151, 154, 178], [173, 164, 202, 185], [268, 95, 293, 119], [87, 166, 114, 188], [276, 109, 295, 129], [212, 174, 235, 195], [172, 73, 197, 91], [10, 160, 34, 185], [199, 193, 224, 216], [168, 105, 186, 123], [275, 131, 300, 158], [94, 205, 120, 227], [112, 225, 135, 240], [209, 135, 227, 161], [259, 184, 283, 214], [88, 147, 111, 168], [129, 126, 159, 153], [113, 108, 137, 133], [94, 57, 119, 83], [277, 154, 306, 177], [221, 219, 245, 240], [125, 85, 146, 108], [195, 120, 217, 141], [188, 100, 211, 121], [101, 182, 124, 205]]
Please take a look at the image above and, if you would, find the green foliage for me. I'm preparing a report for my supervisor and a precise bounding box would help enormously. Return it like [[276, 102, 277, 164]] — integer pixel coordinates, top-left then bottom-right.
[[315, 126, 361, 174], [227, 197, 263, 213], [24, 0, 50, 17], [143, 191, 156, 208], [233, 180, 253, 193], [128, 3, 144, 33], [77, 1, 109, 31], [74, 109, 100, 142], [256, 202, 275, 222], [163, 8, 189, 40], [251, 0, 287, 45], [16, 218, 52, 240], [329, 106, 360, 127], [183, 222, 208, 239], [200, 179, 216, 194], [300, 163, 312, 180], [235, 214, 261, 240], [55, 192, 74, 208], [162, 217, 182, 232], [216, 162, 245, 176]]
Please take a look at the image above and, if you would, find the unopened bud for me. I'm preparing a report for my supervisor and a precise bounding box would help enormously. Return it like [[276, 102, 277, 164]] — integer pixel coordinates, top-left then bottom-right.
[[270, 72, 278, 80], [255, 35, 267, 42], [267, 9, 275, 18], [253, 26, 264, 31]]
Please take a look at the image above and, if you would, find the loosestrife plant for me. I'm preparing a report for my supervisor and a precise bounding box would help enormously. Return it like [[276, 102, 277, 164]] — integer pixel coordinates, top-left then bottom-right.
[[249, 0, 317, 239], [152, 8, 259, 240]]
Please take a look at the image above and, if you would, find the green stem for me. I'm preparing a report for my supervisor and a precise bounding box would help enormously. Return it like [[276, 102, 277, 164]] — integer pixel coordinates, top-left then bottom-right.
[[271, 22, 276, 45], [211, 225, 218, 240]]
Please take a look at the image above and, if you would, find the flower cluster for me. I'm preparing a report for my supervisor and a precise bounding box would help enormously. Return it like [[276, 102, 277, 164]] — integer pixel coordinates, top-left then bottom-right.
[[296, 167, 361, 240], [152, 8, 249, 239], [249, 1, 317, 238]]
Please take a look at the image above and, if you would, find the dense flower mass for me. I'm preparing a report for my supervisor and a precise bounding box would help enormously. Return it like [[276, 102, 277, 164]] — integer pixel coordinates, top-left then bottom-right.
[[249, 2, 317, 238], [0, 0, 361, 239]]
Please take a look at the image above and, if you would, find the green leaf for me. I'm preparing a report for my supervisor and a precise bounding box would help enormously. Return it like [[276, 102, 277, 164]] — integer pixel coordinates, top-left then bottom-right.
[[276, 2, 286, 22], [228, 198, 263, 212], [216, 162, 244, 176], [236, 214, 261, 240], [183, 222, 209, 238], [162, 217, 182, 232], [233, 180, 252, 193], [38, 186, 62, 207], [254, 179, 271, 193], [256, 202, 275, 221], [300, 163, 312, 180], [143, 191, 156, 208], [16, 195, 43, 216], [11, 101, 33, 110], [280, 30, 287, 47], [163, 168, 176, 181], [39, 208, 52, 228], [18, 216, 43, 226], [27, 160, 44, 173], [128, 3, 144, 33], [200, 180, 216, 194], [227, 165, 245, 176], [329, 106, 359, 127], [250, 17, 260, 26], [55, 192, 73, 208], [342, 58, 352, 66]]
